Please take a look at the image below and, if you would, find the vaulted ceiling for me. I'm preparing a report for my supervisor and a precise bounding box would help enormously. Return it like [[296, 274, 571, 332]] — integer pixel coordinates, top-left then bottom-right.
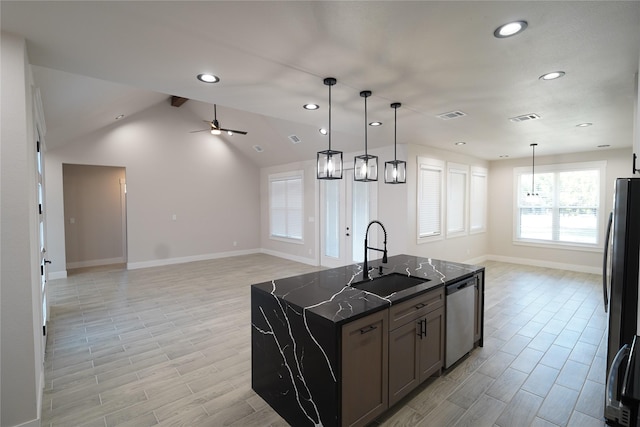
[[2, 1, 639, 167]]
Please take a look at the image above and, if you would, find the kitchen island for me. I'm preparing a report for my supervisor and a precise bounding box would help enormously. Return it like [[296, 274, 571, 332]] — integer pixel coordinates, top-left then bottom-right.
[[251, 254, 484, 427]]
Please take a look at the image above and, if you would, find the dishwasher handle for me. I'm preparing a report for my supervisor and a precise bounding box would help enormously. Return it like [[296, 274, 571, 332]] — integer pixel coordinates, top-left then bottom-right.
[[446, 277, 476, 295]]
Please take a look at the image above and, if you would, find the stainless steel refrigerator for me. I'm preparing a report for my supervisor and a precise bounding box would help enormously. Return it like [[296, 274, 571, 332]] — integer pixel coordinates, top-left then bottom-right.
[[604, 177, 640, 426]]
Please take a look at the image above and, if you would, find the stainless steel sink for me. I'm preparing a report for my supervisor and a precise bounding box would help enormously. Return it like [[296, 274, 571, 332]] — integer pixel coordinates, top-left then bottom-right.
[[351, 272, 429, 296]]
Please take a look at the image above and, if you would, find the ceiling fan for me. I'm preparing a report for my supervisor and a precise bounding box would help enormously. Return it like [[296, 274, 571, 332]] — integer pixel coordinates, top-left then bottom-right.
[[190, 104, 248, 135]]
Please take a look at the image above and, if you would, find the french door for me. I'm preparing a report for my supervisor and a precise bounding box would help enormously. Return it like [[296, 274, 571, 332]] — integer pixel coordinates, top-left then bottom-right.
[[36, 136, 49, 350], [320, 168, 378, 268]]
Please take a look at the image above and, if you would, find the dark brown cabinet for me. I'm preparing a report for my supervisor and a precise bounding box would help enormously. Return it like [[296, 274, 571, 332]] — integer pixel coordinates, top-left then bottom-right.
[[388, 288, 445, 406], [341, 309, 389, 427]]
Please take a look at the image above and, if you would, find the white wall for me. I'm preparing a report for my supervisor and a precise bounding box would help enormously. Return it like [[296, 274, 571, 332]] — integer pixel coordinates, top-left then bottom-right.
[[45, 100, 261, 276], [488, 148, 631, 273], [634, 64, 639, 174], [405, 144, 490, 263], [259, 144, 489, 266], [1, 32, 42, 427]]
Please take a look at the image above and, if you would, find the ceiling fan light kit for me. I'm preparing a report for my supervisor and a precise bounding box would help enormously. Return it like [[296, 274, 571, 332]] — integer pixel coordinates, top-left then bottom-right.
[[317, 77, 343, 180], [385, 102, 406, 184], [354, 90, 378, 182], [189, 104, 248, 136]]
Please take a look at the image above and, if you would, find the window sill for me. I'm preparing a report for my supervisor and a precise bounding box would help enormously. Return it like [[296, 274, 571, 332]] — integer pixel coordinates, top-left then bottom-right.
[[513, 239, 603, 253], [269, 236, 304, 245]]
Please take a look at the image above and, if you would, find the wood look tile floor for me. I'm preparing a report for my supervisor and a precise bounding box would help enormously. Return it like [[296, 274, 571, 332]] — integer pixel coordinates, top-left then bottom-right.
[[43, 255, 608, 427]]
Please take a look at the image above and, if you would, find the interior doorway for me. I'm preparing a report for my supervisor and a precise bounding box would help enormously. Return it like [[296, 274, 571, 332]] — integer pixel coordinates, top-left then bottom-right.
[[320, 167, 378, 268], [62, 164, 127, 270]]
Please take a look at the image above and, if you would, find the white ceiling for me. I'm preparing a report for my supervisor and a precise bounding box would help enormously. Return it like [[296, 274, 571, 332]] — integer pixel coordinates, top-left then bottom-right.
[[2, 1, 639, 167]]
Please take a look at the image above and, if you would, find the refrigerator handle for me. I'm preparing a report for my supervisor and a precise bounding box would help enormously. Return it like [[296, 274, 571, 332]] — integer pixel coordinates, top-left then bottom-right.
[[606, 344, 630, 424], [603, 211, 613, 313]]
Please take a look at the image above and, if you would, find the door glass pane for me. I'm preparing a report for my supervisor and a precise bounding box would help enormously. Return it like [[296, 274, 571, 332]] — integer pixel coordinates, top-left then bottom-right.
[[324, 180, 340, 258], [351, 179, 369, 263]]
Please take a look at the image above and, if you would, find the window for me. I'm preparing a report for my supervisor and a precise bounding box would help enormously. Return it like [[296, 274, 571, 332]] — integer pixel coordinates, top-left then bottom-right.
[[470, 167, 488, 233], [417, 158, 444, 240], [447, 163, 468, 236], [269, 171, 303, 241], [514, 161, 605, 247]]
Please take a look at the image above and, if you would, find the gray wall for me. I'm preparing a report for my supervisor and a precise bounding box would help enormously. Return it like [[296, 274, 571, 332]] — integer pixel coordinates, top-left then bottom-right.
[[1, 32, 42, 427], [46, 100, 261, 277], [63, 164, 126, 268]]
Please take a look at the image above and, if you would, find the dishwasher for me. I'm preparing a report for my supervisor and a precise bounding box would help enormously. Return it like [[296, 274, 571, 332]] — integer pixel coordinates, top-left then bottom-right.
[[445, 276, 476, 368]]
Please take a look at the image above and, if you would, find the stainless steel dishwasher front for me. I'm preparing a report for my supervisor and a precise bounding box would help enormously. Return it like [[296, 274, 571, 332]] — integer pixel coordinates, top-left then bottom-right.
[[445, 277, 475, 368]]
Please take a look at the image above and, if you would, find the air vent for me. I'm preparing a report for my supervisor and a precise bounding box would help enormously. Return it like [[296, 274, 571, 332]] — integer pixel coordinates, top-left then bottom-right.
[[253, 145, 264, 153], [509, 113, 541, 123], [288, 134, 302, 144], [436, 110, 466, 120]]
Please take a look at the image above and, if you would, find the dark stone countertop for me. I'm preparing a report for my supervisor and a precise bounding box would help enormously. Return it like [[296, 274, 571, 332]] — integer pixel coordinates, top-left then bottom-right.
[[251, 254, 484, 325]]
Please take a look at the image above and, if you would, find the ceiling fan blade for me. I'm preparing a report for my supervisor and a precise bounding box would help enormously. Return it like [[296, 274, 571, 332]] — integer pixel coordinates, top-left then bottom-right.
[[189, 129, 210, 133], [220, 128, 248, 135]]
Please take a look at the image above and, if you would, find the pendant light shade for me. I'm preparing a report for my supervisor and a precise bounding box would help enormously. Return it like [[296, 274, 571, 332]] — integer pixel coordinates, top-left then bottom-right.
[[385, 102, 406, 184], [317, 77, 343, 180], [527, 143, 539, 197], [354, 90, 378, 182]]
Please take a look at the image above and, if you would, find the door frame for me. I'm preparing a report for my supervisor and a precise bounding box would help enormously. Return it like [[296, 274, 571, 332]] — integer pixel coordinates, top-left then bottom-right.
[[319, 164, 378, 268]]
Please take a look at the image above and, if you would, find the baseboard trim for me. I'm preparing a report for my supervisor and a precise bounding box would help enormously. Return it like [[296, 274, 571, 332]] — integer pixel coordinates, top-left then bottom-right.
[[463, 255, 490, 266], [48, 270, 67, 280], [127, 249, 259, 270], [260, 249, 318, 266], [484, 254, 601, 274], [66, 257, 125, 269], [12, 417, 40, 427], [123, 250, 599, 275]]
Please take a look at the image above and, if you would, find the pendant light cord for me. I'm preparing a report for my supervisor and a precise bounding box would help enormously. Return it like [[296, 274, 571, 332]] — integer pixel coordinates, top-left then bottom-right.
[[364, 94, 368, 156], [394, 106, 397, 160], [328, 83, 332, 151]]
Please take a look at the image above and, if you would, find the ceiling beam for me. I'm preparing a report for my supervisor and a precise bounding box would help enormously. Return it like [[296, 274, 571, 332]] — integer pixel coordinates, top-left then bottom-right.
[[170, 96, 188, 107]]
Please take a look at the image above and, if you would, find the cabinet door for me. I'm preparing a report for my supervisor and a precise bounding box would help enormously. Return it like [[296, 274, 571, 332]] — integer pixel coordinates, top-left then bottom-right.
[[419, 307, 444, 382], [342, 309, 388, 427], [388, 319, 420, 406]]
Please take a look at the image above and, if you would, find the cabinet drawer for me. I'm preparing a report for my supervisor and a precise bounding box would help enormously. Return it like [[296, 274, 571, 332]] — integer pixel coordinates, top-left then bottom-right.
[[389, 288, 444, 331]]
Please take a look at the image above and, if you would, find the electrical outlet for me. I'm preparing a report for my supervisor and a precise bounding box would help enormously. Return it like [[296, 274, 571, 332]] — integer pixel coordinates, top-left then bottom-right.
[[233, 241, 238, 247]]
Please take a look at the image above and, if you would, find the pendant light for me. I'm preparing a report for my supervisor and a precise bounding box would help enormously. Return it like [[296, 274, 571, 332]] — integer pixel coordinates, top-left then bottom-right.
[[527, 143, 539, 197], [384, 102, 406, 184], [354, 90, 378, 182], [317, 77, 343, 180]]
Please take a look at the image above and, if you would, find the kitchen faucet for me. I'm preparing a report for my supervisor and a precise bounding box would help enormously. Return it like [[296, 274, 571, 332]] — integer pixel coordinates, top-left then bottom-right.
[[363, 220, 388, 278]]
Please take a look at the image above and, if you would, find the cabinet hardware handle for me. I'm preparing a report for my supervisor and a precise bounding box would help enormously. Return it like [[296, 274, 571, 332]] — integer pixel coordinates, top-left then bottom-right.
[[415, 303, 426, 309], [422, 319, 427, 338], [360, 325, 377, 334]]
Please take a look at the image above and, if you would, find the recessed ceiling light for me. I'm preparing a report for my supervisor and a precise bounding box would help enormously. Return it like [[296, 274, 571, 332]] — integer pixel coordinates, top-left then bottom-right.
[[304, 104, 319, 110], [455, 142, 466, 146], [539, 71, 566, 81], [598, 144, 610, 148], [319, 128, 328, 135], [115, 114, 125, 120], [196, 74, 220, 83], [494, 20, 528, 38], [253, 145, 264, 153], [369, 121, 382, 127], [576, 122, 593, 127]]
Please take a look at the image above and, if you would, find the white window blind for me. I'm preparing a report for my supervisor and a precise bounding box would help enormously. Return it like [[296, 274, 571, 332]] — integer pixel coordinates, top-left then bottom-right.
[[417, 158, 444, 239], [447, 163, 468, 235], [269, 172, 303, 241], [515, 161, 604, 247], [470, 167, 488, 233]]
